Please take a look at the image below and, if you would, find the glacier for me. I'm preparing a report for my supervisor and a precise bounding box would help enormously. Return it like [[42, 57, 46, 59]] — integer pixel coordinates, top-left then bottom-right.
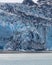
[[0, 0, 52, 51]]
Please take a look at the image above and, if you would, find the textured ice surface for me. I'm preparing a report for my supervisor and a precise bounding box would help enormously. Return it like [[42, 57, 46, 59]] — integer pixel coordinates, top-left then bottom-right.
[[0, 0, 52, 51]]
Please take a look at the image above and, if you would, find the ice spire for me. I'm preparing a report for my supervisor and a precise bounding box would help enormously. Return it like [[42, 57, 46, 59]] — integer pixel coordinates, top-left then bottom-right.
[[22, 0, 35, 5]]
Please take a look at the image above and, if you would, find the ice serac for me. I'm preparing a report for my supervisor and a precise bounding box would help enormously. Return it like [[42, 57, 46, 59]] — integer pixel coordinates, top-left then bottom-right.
[[23, 0, 35, 5]]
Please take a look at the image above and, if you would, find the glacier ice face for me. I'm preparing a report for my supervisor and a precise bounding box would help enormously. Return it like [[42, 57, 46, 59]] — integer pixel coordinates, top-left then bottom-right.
[[4, 20, 45, 51], [0, 0, 52, 51], [37, 0, 52, 50]]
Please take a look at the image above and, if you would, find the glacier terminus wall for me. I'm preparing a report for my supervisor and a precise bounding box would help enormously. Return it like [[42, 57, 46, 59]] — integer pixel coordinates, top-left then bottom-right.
[[0, 0, 52, 52]]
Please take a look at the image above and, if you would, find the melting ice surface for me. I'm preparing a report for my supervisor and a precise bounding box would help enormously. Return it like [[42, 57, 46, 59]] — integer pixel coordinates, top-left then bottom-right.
[[0, 0, 52, 51]]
